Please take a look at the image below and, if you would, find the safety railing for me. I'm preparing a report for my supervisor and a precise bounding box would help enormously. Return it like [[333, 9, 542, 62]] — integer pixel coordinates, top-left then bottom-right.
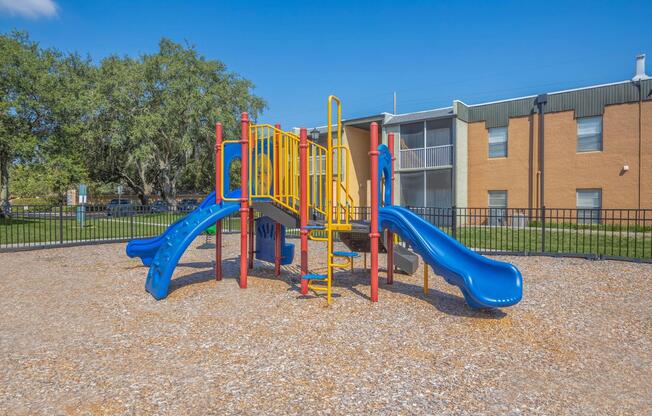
[[399, 144, 453, 169], [248, 124, 330, 217], [308, 142, 328, 217], [333, 144, 353, 224], [247, 124, 300, 214], [327, 95, 353, 228]]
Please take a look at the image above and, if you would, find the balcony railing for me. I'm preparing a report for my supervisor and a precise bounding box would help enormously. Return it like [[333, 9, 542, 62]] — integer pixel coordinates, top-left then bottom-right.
[[400, 144, 453, 169]]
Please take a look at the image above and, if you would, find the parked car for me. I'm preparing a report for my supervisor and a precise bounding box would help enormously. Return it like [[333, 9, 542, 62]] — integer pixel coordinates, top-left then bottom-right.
[[0, 203, 11, 218], [150, 200, 170, 213], [178, 198, 199, 212], [106, 199, 134, 217]]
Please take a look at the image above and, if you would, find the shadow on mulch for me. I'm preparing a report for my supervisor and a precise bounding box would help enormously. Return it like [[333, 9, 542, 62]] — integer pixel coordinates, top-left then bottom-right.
[[168, 258, 506, 320]]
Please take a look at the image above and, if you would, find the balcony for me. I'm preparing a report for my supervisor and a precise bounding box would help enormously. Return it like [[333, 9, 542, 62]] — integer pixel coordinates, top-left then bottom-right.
[[399, 144, 453, 170]]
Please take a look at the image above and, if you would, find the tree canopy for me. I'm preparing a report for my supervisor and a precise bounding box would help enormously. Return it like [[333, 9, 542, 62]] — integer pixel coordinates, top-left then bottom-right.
[[0, 31, 265, 209]]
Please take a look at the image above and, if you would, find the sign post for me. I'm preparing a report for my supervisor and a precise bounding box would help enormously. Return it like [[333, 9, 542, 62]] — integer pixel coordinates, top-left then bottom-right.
[[76, 184, 87, 227]]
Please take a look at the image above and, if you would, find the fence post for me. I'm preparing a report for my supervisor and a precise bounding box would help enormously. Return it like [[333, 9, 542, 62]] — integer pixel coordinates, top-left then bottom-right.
[[59, 205, 64, 245], [541, 205, 546, 253], [130, 211, 134, 239], [452, 205, 457, 239]]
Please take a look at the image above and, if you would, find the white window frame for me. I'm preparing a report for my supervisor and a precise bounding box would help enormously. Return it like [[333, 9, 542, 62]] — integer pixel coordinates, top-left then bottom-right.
[[488, 127, 508, 158], [488, 190, 508, 226], [576, 188, 602, 224], [577, 116, 603, 152]]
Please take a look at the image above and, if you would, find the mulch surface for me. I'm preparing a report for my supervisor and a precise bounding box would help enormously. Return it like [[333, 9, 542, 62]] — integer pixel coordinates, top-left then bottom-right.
[[1, 235, 650, 415]]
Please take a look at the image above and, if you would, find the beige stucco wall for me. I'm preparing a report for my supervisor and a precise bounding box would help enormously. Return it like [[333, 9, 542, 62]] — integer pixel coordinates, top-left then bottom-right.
[[454, 118, 468, 208], [343, 126, 370, 206], [467, 102, 648, 209]]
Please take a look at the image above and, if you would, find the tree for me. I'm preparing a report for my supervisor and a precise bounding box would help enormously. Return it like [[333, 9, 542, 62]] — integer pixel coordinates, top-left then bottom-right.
[[138, 39, 264, 205], [0, 32, 94, 210], [1, 32, 265, 208], [0, 32, 54, 212], [86, 39, 265, 206], [85, 56, 156, 204]]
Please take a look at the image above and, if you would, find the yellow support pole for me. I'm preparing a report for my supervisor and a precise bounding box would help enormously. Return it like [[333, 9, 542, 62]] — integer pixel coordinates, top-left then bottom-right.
[[423, 263, 429, 295]]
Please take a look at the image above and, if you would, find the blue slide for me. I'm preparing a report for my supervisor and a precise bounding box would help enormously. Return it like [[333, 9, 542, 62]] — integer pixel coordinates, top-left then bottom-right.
[[126, 191, 218, 266], [145, 194, 240, 299], [379, 206, 522, 308]]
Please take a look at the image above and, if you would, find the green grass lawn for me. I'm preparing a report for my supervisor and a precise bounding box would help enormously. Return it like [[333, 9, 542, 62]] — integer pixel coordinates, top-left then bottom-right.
[[455, 227, 652, 259], [0, 212, 242, 246]]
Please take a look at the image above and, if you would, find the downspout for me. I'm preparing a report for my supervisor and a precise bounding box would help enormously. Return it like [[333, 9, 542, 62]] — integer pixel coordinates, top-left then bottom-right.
[[637, 81, 642, 210], [632, 53, 649, 209], [535, 94, 548, 251], [535, 94, 548, 208]]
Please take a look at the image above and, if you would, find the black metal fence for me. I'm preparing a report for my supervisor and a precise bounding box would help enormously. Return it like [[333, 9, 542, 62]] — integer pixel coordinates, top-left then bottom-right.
[[1, 204, 651, 261]]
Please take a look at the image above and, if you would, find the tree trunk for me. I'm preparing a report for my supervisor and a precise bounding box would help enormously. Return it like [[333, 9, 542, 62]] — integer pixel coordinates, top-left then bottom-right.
[[159, 170, 177, 209], [121, 161, 153, 206], [0, 154, 10, 217], [135, 159, 151, 205]]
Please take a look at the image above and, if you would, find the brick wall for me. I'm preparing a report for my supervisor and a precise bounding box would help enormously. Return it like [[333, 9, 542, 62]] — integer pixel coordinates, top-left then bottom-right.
[[467, 102, 648, 209]]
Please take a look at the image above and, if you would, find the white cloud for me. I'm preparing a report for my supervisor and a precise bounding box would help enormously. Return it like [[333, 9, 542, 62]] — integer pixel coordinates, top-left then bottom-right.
[[0, 0, 58, 19]]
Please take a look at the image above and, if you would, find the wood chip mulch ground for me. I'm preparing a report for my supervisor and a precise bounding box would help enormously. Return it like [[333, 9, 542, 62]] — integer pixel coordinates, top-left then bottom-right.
[[1, 234, 651, 415]]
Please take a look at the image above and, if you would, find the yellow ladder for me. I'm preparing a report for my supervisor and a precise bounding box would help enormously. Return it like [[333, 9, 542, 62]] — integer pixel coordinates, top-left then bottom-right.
[[303, 95, 357, 304]]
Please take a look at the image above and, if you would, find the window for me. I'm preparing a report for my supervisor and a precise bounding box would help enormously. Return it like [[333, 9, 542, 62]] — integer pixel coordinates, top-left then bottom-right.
[[488, 127, 508, 158], [426, 169, 452, 208], [577, 116, 602, 152], [426, 169, 453, 226], [426, 120, 451, 147], [576, 189, 601, 224], [400, 122, 425, 149], [488, 190, 507, 208], [399, 171, 425, 207], [488, 190, 507, 225]]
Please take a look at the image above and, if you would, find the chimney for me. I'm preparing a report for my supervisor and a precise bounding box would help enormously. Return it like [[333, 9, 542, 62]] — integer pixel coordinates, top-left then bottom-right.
[[632, 54, 649, 81]]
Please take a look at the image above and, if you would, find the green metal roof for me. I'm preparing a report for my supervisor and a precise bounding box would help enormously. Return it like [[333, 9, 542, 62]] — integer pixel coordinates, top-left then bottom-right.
[[456, 79, 652, 128]]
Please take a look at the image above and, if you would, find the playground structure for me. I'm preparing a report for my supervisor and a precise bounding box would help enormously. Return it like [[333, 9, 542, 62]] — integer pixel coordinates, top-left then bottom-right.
[[127, 96, 523, 308]]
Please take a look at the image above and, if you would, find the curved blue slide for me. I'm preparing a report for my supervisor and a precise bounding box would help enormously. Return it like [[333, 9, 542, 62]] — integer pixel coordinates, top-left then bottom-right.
[[379, 205, 522, 309], [145, 197, 240, 299], [126, 191, 219, 266]]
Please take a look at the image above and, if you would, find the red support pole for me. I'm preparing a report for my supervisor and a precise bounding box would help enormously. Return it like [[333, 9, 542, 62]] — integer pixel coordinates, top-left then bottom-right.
[[248, 207, 254, 269], [299, 128, 309, 295], [369, 122, 380, 302], [239, 112, 249, 289], [386, 132, 395, 285], [215, 123, 223, 281], [274, 124, 282, 276]]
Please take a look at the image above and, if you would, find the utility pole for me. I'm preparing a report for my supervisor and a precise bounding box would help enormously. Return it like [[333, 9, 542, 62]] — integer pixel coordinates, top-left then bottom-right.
[[393, 91, 397, 114]]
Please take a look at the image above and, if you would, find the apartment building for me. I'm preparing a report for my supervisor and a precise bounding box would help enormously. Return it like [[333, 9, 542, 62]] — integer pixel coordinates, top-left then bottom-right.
[[307, 54, 652, 213]]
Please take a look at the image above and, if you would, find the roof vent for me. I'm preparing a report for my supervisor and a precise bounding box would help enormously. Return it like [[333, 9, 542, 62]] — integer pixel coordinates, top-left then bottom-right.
[[633, 54, 650, 81]]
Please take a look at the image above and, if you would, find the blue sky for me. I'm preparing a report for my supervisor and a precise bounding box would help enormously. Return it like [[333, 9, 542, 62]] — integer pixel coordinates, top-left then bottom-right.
[[1, 0, 651, 128]]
